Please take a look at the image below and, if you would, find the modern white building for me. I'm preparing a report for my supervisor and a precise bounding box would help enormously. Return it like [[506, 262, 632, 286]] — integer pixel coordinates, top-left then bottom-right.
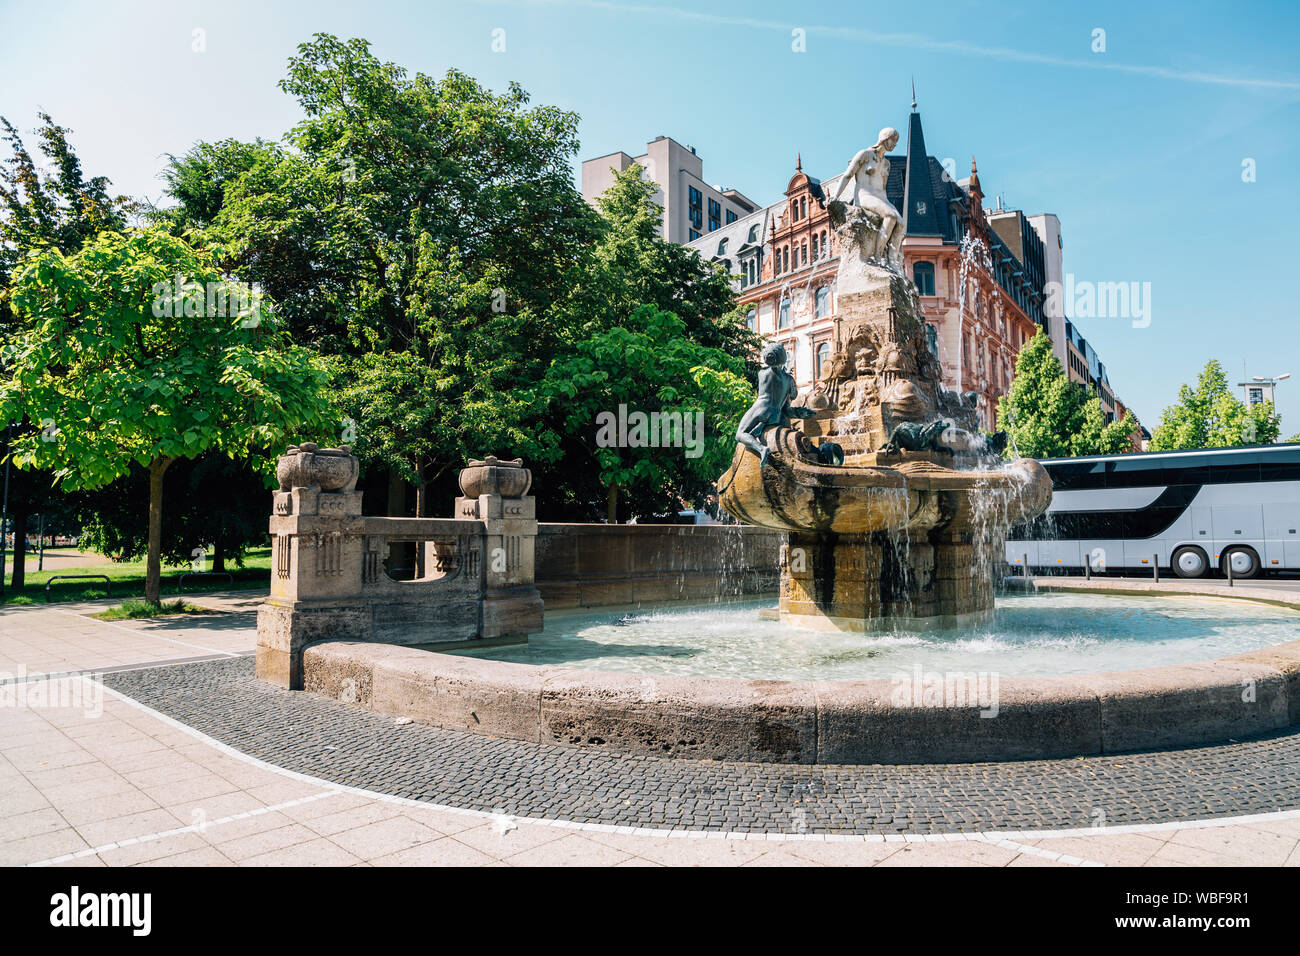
[[580, 136, 758, 245]]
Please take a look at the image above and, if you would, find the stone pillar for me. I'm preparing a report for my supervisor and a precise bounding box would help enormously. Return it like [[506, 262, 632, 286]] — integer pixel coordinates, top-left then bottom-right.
[[780, 531, 886, 630], [257, 469, 369, 690], [932, 532, 989, 618], [454, 457, 543, 640], [880, 533, 936, 620]]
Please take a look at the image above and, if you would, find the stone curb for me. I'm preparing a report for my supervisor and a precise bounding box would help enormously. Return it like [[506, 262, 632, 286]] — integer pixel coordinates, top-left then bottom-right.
[[302, 626, 1300, 765]]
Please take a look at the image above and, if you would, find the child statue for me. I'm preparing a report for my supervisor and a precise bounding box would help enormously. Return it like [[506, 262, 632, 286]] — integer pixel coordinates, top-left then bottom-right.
[[735, 342, 817, 467]]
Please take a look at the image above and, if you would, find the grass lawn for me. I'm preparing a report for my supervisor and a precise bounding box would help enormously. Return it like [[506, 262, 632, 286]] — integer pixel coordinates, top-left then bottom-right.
[[1, 546, 273, 605], [94, 599, 213, 620]]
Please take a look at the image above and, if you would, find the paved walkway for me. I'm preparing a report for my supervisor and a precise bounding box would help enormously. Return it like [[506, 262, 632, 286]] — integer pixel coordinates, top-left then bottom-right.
[[1, 586, 1299, 866]]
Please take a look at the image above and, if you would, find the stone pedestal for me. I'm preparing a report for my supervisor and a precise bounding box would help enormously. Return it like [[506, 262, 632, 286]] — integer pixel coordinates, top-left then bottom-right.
[[454, 491, 543, 641], [258, 486, 367, 689], [778, 528, 992, 631]]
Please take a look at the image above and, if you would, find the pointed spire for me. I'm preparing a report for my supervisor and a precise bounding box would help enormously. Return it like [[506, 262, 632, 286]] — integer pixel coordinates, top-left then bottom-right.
[[902, 104, 943, 237], [796, 152, 802, 172], [966, 156, 985, 238], [911, 78, 917, 112]]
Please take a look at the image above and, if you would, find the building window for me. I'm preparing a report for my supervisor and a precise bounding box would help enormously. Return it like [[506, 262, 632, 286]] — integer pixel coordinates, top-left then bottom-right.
[[708, 198, 721, 232], [800, 197, 807, 219], [816, 342, 831, 379], [782, 246, 789, 273], [913, 261, 936, 296], [746, 308, 756, 331], [801, 242, 807, 266], [726, 209, 737, 224], [689, 228, 700, 241], [779, 298, 791, 329], [815, 286, 829, 318]]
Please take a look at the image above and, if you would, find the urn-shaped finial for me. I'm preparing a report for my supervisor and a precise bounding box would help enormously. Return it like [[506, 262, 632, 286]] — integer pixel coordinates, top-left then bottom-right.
[[276, 442, 360, 493], [458, 456, 531, 499]]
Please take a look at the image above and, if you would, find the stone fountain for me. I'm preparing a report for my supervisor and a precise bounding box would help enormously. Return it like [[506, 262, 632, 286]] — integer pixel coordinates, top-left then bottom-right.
[[719, 126, 1052, 630]]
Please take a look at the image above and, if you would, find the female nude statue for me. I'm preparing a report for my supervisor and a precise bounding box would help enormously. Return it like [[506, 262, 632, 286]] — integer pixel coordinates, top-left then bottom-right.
[[831, 126, 903, 266]]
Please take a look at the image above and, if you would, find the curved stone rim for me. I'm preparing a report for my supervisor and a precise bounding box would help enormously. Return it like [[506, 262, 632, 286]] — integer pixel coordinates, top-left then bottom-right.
[[301, 586, 1300, 765]]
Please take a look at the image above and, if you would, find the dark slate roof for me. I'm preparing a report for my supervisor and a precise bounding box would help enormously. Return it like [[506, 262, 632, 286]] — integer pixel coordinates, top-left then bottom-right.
[[884, 110, 967, 243]]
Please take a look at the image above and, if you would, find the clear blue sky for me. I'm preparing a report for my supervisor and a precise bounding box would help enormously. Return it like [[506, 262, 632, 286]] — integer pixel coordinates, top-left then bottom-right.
[[3, 0, 1298, 430]]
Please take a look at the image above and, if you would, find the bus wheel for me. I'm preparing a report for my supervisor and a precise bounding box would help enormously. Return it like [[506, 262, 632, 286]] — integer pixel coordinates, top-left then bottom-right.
[[1172, 546, 1209, 579], [1222, 546, 1261, 579]]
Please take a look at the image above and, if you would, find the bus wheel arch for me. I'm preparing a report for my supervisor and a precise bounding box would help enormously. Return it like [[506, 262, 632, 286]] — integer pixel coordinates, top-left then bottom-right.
[[1171, 545, 1210, 579], [1220, 545, 1261, 579]]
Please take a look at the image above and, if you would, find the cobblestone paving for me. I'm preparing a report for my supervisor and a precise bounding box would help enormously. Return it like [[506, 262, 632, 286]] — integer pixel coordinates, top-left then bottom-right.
[[104, 657, 1300, 835]]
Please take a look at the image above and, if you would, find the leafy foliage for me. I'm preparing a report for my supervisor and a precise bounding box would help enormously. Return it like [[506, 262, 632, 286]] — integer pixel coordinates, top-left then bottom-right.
[[996, 329, 1137, 458], [1149, 360, 1281, 451], [0, 228, 335, 599], [534, 305, 750, 522], [0, 112, 143, 585]]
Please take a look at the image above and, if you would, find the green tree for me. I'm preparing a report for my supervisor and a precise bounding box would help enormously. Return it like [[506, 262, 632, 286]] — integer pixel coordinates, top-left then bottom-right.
[[0, 111, 141, 587], [153, 138, 279, 234], [1149, 360, 1280, 451], [0, 229, 336, 603], [1, 112, 139, 317], [339, 238, 544, 515], [156, 35, 600, 516], [534, 305, 750, 523], [535, 164, 759, 516], [562, 163, 757, 357], [179, 33, 597, 356], [996, 330, 1136, 458]]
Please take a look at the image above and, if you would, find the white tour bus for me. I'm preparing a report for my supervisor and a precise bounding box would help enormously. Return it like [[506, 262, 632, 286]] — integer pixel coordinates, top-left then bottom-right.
[[1005, 443, 1300, 579]]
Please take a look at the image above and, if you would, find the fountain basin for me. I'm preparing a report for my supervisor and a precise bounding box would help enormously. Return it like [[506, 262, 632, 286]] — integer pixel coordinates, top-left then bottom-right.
[[302, 588, 1300, 764], [719, 427, 1050, 536]]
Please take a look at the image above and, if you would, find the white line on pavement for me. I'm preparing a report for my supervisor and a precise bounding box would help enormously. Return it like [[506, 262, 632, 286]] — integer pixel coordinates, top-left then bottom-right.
[[26, 789, 345, 867]]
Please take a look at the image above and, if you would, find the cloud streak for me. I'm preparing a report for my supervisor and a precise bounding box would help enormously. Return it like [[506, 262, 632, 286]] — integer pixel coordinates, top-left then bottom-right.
[[489, 0, 1300, 92]]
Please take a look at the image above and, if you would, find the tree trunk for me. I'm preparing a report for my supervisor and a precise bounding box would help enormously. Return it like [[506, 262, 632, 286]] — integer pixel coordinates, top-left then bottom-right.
[[146, 458, 172, 605], [607, 481, 619, 525], [386, 468, 408, 571], [9, 511, 27, 590], [414, 476, 429, 578], [212, 539, 226, 574]]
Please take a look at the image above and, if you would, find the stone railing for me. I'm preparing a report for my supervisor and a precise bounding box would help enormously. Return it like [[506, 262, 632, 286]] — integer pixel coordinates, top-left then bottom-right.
[[534, 523, 781, 609], [256, 447, 542, 688]]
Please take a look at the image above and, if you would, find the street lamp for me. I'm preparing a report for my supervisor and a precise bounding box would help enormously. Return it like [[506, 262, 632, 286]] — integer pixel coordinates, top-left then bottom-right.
[[1240, 373, 1289, 409]]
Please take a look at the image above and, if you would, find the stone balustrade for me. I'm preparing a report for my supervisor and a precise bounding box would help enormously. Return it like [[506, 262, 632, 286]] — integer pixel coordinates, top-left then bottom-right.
[[256, 450, 543, 689]]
